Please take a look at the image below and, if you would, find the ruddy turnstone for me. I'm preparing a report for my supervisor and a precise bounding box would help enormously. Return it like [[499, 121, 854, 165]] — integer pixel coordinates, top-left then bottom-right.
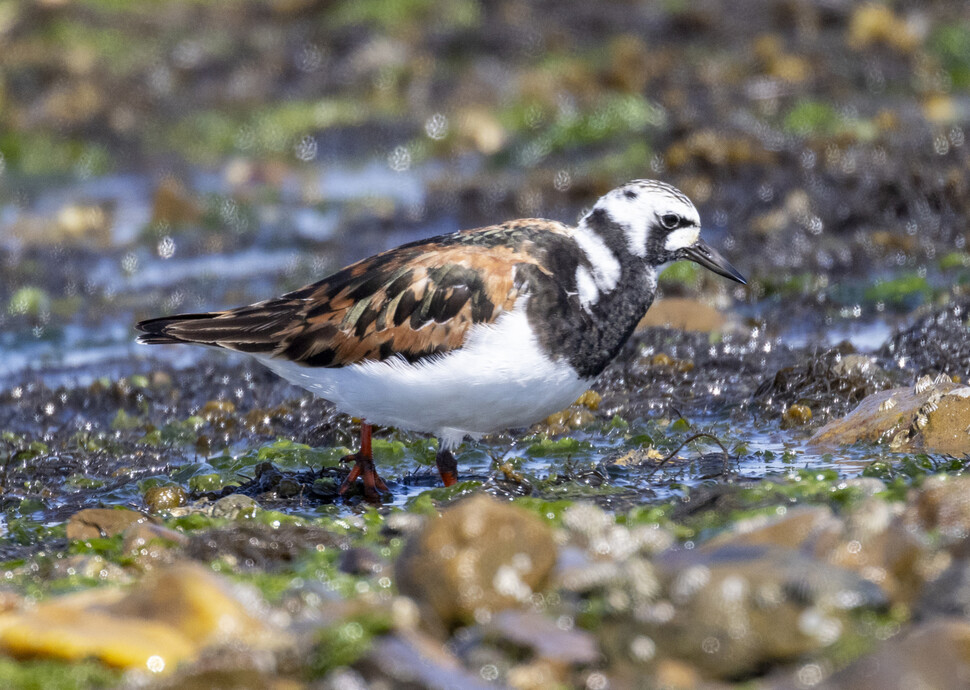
[[137, 179, 745, 500]]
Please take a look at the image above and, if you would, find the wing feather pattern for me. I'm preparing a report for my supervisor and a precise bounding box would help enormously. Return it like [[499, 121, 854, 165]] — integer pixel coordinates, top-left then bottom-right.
[[136, 220, 567, 367]]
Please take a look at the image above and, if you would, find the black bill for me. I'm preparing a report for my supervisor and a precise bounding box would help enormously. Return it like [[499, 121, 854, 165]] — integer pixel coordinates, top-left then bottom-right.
[[680, 238, 747, 285]]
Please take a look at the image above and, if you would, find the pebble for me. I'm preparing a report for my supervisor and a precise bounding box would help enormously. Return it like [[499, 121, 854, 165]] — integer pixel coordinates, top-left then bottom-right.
[[396, 495, 556, 625]]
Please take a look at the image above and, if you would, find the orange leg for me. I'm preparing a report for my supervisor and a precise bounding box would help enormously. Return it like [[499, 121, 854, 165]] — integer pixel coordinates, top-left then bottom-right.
[[338, 422, 389, 502], [435, 448, 458, 487]]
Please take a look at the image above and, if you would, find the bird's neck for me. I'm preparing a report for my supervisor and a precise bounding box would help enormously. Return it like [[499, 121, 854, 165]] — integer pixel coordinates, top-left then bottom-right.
[[564, 211, 657, 377], [571, 259, 656, 378], [522, 232, 656, 380]]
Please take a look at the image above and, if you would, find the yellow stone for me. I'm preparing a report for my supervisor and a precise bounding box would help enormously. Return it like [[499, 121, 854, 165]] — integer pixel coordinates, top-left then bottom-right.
[[0, 563, 277, 672], [201, 399, 237, 420], [143, 485, 188, 513], [924, 95, 958, 125], [574, 390, 602, 411], [0, 588, 192, 672], [847, 4, 918, 52], [782, 403, 813, 427]]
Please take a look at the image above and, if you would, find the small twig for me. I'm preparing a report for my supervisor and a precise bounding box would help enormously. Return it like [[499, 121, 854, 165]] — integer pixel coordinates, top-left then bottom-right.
[[670, 407, 689, 427], [646, 432, 732, 478]]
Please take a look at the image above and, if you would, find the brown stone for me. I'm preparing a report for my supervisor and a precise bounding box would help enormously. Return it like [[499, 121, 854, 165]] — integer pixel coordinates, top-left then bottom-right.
[[123, 522, 189, 570], [637, 298, 726, 333], [828, 619, 970, 689], [903, 475, 970, 555], [812, 499, 936, 605], [810, 379, 970, 454], [151, 176, 203, 227], [396, 495, 556, 626], [67, 508, 160, 541], [144, 485, 189, 513], [703, 505, 838, 552], [646, 544, 887, 678]]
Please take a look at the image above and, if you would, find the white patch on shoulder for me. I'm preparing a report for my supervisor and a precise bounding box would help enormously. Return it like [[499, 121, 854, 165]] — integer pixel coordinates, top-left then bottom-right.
[[252, 300, 590, 448], [664, 226, 700, 251], [575, 265, 599, 308], [572, 225, 621, 292]]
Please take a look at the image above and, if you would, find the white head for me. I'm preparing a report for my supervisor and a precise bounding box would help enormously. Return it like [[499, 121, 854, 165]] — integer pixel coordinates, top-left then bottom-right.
[[581, 179, 746, 278]]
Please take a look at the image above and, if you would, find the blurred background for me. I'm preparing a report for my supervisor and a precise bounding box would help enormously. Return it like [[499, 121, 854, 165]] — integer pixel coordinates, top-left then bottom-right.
[[2, 0, 970, 383], [4, 2, 970, 687]]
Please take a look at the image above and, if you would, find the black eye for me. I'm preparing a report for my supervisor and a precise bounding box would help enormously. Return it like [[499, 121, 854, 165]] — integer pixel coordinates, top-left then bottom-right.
[[660, 214, 680, 230]]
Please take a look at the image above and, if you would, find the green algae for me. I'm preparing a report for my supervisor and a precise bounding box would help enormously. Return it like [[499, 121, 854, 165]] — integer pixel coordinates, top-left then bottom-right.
[[0, 132, 113, 178], [499, 93, 663, 166], [0, 658, 120, 690], [327, 0, 481, 33], [151, 99, 384, 164], [929, 22, 970, 89], [863, 273, 933, 309], [525, 436, 596, 458], [783, 100, 878, 140], [307, 610, 394, 679], [7, 287, 51, 318]]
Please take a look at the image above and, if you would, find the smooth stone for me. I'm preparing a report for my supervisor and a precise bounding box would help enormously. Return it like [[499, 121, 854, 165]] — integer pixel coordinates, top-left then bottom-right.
[[827, 619, 970, 689], [144, 485, 189, 513], [810, 379, 970, 454], [702, 505, 839, 552], [637, 297, 727, 333], [364, 631, 495, 689], [67, 508, 160, 541], [123, 522, 190, 570], [644, 544, 888, 679], [486, 610, 600, 665], [0, 562, 279, 671], [186, 523, 343, 570], [209, 494, 261, 520], [902, 475, 970, 555], [812, 499, 935, 605], [123, 522, 189, 552], [915, 558, 970, 619], [395, 495, 556, 626]]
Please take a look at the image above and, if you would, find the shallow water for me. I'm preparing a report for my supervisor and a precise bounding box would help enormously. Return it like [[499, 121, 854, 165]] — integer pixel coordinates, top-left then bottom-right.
[[0, 154, 956, 531]]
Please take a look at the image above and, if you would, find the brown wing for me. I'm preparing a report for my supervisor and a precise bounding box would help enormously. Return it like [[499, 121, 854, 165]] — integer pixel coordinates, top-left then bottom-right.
[[136, 222, 564, 367]]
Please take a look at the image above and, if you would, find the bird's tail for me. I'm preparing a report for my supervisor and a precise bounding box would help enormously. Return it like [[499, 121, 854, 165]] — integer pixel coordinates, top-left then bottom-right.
[[135, 305, 294, 354]]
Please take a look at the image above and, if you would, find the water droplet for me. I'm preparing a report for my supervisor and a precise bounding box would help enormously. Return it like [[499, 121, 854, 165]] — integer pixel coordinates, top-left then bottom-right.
[[554, 169, 571, 192], [424, 113, 448, 140], [121, 252, 139, 275], [387, 146, 411, 172], [295, 135, 317, 162], [298, 43, 324, 73], [157, 236, 175, 259]]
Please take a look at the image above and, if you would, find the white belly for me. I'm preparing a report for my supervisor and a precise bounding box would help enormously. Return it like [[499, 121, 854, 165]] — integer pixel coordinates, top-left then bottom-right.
[[254, 302, 590, 448]]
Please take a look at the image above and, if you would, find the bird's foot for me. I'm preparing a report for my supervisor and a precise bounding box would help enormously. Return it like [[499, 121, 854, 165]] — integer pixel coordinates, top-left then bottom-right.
[[338, 452, 390, 503], [435, 449, 459, 487]]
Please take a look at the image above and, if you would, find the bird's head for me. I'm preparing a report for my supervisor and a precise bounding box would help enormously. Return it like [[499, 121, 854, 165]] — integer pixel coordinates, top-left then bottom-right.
[[584, 179, 747, 285]]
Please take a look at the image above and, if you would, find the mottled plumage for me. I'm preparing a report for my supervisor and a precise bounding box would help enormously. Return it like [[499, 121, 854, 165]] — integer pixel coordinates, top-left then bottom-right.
[[138, 219, 572, 368], [137, 180, 746, 500]]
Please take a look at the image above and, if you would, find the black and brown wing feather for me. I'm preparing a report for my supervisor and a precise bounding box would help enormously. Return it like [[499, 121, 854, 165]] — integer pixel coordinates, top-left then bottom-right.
[[136, 219, 570, 367]]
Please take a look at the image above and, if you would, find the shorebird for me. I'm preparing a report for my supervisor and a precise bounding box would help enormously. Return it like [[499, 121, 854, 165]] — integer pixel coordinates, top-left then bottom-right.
[[137, 179, 746, 500]]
